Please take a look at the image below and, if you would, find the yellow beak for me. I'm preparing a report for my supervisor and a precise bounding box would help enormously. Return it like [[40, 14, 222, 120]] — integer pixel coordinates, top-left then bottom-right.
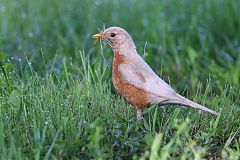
[[92, 33, 102, 39]]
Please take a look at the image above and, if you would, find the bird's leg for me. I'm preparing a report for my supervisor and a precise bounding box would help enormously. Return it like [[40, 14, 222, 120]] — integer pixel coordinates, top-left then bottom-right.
[[136, 108, 144, 120]]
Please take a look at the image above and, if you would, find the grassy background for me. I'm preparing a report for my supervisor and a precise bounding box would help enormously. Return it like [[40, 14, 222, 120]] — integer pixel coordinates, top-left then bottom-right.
[[0, 0, 240, 159]]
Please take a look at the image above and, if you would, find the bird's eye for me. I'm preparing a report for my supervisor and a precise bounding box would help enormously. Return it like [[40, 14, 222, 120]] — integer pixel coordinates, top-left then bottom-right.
[[110, 33, 116, 37]]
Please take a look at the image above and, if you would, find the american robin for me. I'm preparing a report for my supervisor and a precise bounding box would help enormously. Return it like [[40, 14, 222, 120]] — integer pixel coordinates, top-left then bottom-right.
[[92, 26, 218, 120]]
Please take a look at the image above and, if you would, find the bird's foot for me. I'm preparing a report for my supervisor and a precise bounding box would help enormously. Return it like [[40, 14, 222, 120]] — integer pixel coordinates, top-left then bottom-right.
[[136, 109, 144, 121]]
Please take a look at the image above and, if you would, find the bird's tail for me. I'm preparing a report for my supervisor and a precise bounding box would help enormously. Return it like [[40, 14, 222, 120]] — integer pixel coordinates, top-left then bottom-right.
[[171, 94, 218, 115]]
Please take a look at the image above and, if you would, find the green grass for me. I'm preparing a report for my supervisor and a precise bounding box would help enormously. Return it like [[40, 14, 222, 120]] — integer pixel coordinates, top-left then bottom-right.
[[0, 0, 240, 159]]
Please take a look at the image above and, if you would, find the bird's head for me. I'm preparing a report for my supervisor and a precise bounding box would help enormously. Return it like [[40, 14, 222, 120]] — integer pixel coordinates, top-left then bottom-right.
[[92, 26, 136, 51]]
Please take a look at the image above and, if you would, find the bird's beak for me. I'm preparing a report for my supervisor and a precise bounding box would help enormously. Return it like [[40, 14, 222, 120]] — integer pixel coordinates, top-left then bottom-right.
[[92, 33, 102, 39]]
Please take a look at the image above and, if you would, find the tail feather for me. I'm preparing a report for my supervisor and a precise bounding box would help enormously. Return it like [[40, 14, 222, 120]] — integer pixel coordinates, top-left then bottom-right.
[[172, 94, 218, 115]]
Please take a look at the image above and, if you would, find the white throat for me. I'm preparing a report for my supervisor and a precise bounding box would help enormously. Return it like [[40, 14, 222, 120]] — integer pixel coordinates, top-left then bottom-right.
[[113, 42, 137, 56]]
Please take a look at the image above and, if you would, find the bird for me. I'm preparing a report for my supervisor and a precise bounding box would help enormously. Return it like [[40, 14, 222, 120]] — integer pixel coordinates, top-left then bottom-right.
[[92, 26, 218, 120]]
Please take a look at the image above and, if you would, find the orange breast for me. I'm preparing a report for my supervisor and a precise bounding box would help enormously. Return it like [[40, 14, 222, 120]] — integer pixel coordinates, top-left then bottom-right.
[[112, 51, 149, 109]]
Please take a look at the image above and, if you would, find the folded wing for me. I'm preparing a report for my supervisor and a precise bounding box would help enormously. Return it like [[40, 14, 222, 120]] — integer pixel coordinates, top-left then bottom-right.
[[119, 54, 177, 100]]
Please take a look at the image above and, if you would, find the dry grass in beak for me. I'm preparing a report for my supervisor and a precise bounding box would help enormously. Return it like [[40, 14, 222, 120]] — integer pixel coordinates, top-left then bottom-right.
[[92, 39, 100, 48]]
